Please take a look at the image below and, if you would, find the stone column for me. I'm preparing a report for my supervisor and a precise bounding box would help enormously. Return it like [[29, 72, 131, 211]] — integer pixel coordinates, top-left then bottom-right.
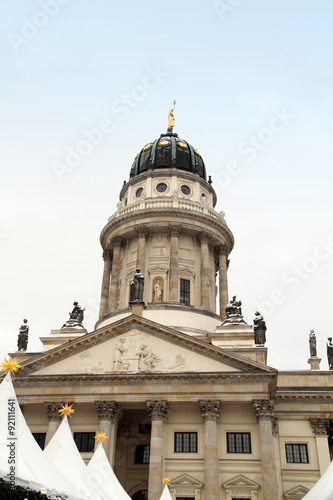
[[169, 227, 180, 303], [136, 227, 149, 276], [146, 400, 169, 500], [99, 250, 112, 318], [199, 400, 222, 500], [310, 418, 330, 474], [95, 401, 123, 466], [44, 402, 63, 446], [109, 237, 123, 311], [215, 245, 229, 317], [198, 233, 211, 310], [253, 400, 279, 500]]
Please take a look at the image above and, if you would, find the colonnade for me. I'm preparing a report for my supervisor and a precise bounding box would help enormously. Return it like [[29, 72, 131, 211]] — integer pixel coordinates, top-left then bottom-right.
[[98, 228, 230, 318], [43, 399, 295, 500]]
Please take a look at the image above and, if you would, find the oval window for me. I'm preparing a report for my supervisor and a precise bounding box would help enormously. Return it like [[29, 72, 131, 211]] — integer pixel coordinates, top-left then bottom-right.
[[156, 183, 167, 193], [136, 187, 144, 197], [181, 185, 191, 195]]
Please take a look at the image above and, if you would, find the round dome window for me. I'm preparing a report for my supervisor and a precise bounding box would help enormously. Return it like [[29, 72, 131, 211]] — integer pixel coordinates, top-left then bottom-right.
[[181, 185, 191, 195], [136, 187, 144, 197], [156, 183, 167, 193]]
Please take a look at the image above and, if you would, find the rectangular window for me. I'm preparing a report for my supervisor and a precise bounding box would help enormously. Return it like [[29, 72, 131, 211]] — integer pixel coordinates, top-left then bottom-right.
[[180, 279, 190, 305], [174, 432, 198, 453], [227, 432, 251, 453], [32, 432, 46, 450], [73, 432, 95, 453], [285, 444, 309, 463], [135, 444, 150, 464]]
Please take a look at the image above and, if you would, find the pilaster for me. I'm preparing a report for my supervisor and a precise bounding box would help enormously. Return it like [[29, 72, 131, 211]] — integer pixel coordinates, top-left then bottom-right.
[[310, 418, 330, 474]]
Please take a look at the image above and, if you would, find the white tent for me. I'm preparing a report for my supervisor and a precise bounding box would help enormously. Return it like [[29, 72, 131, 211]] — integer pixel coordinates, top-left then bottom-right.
[[0, 371, 84, 499], [159, 484, 173, 500], [87, 441, 132, 500], [301, 460, 333, 500], [44, 413, 112, 500]]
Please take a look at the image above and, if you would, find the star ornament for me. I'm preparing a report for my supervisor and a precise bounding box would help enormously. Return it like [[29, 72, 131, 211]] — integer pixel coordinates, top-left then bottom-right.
[[0, 356, 21, 375], [58, 403, 75, 418], [163, 478, 171, 485], [95, 431, 108, 442]]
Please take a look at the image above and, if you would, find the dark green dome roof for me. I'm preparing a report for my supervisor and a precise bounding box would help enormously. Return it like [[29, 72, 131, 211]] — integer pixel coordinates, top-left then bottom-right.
[[130, 131, 206, 181]]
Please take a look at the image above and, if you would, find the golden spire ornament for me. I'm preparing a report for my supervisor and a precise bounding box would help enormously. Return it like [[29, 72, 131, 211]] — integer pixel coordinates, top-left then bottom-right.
[[0, 356, 21, 375], [163, 477, 171, 485], [95, 430, 108, 443], [167, 100, 176, 131], [58, 403, 75, 418]]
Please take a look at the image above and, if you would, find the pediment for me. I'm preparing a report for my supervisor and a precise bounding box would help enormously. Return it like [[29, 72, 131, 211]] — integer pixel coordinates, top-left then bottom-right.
[[283, 484, 310, 498], [223, 474, 260, 490], [171, 473, 203, 487], [18, 315, 276, 377]]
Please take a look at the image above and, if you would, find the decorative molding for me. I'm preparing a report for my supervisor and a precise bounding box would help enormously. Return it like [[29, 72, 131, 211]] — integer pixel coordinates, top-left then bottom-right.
[[310, 418, 330, 435], [199, 400, 222, 422], [197, 232, 211, 244], [102, 249, 113, 261], [137, 226, 150, 239], [95, 401, 123, 422], [253, 399, 275, 422], [146, 400, 169, 420], [44, 402, 63, 420], [110, 236, 124, 247], [169, 225, 181, 237]]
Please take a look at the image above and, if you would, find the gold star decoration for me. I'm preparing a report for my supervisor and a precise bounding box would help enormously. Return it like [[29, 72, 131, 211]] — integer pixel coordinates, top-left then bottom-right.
[[0, 356, 21, 375], [163, 478, 171, 485], [58, 403, 75, 418], [95, 431, 108, 442]]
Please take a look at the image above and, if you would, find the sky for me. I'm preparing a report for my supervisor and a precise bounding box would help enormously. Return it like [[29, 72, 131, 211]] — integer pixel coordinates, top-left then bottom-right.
[[0, 0, 332, 370]]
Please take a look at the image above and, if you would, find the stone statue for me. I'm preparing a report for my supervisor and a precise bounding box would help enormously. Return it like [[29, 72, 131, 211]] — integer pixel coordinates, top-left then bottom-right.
[[309, 330, 317, 357], [62, 301, 85, 329], [113, 338, 126, 370], [17, 319, 29, 351], [154, 280, 163, 302], [137, 344, 161, 371], [327, 338, 333, 370], [225, 296, 242, 317], [129, 268, 144, 303], [253, 311, 267, 345]]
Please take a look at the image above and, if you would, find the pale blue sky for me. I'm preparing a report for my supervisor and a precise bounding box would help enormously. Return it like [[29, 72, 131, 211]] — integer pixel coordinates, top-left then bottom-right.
[[1, 0, 332, 369]]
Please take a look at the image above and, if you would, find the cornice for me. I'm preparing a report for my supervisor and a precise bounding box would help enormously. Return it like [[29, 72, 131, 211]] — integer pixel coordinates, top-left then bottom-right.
[[100, 208, 234, 250], [12, 371, 277, 388]]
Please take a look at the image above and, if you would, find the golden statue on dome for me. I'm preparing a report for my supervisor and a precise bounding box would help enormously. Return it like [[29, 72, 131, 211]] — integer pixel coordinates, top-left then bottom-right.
[[168, 100, 176, 131]]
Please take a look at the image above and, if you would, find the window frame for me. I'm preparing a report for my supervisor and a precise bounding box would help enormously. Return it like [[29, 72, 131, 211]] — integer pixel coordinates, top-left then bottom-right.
[[180, 278, 190, 306], [174, 432, 198, 453], [135, 444, 150, 464], [226, 432, 252, 454], [285, 443, 309, 464], [73, 432, 95, 453]]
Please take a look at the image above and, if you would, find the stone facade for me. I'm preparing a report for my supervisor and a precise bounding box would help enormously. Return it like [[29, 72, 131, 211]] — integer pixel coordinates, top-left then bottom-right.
[[11, 125, 333, 500]]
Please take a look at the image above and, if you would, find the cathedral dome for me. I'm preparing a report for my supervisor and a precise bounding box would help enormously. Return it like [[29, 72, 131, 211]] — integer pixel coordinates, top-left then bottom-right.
[[129, 131, 207, 181]]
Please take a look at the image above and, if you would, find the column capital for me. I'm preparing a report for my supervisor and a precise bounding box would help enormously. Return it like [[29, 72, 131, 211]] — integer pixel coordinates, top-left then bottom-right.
[[214, 244, 229, 256], [44, 402, 63, 421], [169, 225, 181, 237], [146, 400, 169, 420], [102, 249, 113, 261], [95, 401, 123, 422], [197, 232, 211, 244], [111, 236, 124, 247], [253, 399, 275, 422], [199, 400, 222, 422], [137, 226, 150, 239], [310, 418, 330, 435]]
